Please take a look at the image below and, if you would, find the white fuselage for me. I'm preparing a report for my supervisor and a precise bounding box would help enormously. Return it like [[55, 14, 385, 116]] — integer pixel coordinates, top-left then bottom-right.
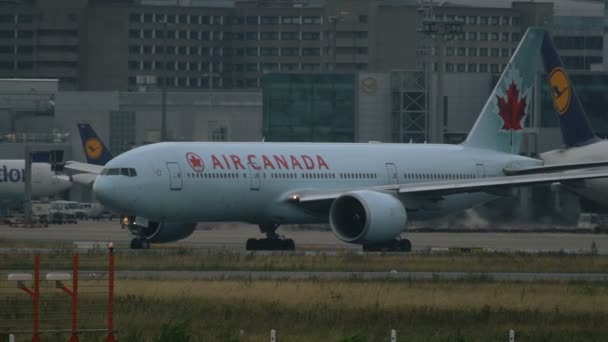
[[93, 142, 541, 225], [0, 160, 71, 203], [541, 140, 608, 206]]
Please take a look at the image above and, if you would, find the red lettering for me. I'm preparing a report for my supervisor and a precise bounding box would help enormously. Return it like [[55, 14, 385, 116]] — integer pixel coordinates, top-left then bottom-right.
[[290, 155, 303, 170], [230, 155, 245, 170], [262, 155, 275, 170], [301, 155, 315, 170], [317, 155, 329, 170], [247, 155, 260, 170], [222, 155, 231, 170], [211, 155, 224, 169], [273, 155, 289, 170]]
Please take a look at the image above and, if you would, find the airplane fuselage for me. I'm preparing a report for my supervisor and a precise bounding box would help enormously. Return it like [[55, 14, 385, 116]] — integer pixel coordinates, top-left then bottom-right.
[[94, 142, 542, 225], [0, 160, 71, 202]]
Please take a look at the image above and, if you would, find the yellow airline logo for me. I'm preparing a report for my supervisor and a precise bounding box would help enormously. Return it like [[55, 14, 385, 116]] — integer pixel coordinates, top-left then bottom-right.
[[549, 67, 571, 115], [85, 137, 103, 159]]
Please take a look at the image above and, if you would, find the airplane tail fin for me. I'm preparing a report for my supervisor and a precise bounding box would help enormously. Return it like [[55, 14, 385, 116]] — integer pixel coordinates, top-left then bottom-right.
[[541, 32, 599, 147], [77, 123, 113, 166], [462, 28, 545, 154]]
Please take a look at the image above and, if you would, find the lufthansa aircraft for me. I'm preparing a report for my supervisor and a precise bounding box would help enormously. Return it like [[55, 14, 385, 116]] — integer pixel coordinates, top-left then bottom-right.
[[67, 123, 114, 186], [0, 161, 71, 204], [0, 126, 111, 208], [532, 31, 608, 207], [86, 28, 608, 251]]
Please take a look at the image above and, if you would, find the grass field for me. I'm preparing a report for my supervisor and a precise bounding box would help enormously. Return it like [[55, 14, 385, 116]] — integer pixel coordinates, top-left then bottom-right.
[[3, 279, 608, 341], [2, 249, 608, 274]]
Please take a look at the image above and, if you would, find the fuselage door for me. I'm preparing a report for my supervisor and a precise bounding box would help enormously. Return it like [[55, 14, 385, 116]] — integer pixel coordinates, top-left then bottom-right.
[[385, 163, 398, 184], [476, 163, 486, 178], [247, 158, 261, 191], [166, 162, 183, 191]]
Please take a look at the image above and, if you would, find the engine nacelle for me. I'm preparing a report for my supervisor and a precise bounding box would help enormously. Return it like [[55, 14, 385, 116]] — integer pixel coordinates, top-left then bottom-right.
[[127, 221, 196, 243], [329, 190, 406, 244]]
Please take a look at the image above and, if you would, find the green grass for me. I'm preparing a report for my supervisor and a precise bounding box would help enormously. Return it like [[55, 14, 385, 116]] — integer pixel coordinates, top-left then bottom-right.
[[2, 249, 608, 274], [3, 279, 608, 341]]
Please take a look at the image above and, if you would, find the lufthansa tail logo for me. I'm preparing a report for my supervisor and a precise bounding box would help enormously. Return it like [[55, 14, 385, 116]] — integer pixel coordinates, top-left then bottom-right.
[[549, 67, 571, 115], [85, 137, 103, 159]]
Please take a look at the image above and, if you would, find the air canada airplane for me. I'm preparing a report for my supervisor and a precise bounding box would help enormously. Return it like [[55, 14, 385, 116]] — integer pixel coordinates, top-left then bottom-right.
[[82, 28, 608, 251], [531, 31, 608, 207]]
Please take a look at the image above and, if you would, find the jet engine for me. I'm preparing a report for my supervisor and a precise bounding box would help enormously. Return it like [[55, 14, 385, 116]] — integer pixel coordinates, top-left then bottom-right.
[[329, 190, 406, 244], [126, 221, 196, 243]]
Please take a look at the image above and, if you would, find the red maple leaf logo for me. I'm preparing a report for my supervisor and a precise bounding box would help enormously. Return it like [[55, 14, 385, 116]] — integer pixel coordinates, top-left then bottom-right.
[[186, 152, 204, 173], [496, 81, 527, 131]]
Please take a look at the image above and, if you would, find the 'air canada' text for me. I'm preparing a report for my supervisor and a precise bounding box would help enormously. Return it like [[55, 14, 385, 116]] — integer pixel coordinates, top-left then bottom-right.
[[206, 154, 330, 171]]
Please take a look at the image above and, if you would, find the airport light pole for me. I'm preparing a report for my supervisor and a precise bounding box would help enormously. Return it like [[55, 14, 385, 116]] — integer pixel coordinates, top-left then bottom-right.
[[24, 145, 32, 223], [418, 2, 463, 143]]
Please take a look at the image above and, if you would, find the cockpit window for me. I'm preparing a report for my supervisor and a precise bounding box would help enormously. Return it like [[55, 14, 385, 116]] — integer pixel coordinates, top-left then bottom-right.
[[102, 168, 137, 177]]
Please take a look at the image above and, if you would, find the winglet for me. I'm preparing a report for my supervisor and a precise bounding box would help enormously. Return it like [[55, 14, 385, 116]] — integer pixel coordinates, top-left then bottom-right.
[[462, 27, 545, 154], [77, 123, 114, 165], [541, 31, 600, 147]]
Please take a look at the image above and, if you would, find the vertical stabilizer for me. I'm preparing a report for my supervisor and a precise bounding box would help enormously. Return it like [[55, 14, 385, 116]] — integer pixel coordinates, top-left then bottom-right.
[[462, 28, 545, 154], [541, 32, 599, 147], [77, 123, 114, 165]]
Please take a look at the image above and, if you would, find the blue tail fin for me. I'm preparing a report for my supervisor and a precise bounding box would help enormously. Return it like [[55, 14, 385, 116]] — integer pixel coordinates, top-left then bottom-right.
[[77, 123, 113, 165], [463, 28, 545, 154], [541, 32, 599, 147]]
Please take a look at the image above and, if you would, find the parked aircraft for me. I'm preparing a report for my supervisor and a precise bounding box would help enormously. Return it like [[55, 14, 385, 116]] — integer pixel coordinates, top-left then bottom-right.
[[79, 28, 608, 251], [0, 161, 71, 203], [69, 123, 114, 185]]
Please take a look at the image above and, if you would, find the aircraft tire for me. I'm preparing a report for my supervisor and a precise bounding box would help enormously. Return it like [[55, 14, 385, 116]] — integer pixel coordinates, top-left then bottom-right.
[[140, 239, 151, 250], [130, 238, 140, 249], [246, 238, 258, 250], [283, 239, 295, 251], [399, 239, 412, 252]]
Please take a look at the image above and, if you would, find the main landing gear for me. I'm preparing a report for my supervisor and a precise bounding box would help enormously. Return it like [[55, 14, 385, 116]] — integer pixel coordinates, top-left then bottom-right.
[[362, 238, 412, 252], [246, 224, 295, 251], [130, 238, 150, 250]]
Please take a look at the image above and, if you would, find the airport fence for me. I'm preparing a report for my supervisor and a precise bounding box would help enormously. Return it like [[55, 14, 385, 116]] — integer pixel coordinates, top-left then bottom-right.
[[0, 246, 116, 341]]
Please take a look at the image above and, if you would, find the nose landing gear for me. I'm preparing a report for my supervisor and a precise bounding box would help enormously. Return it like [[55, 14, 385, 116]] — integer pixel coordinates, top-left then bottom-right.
[[130, 238, 150, 250], [122, 216, 152, 250], [246, 224, 295, 251]]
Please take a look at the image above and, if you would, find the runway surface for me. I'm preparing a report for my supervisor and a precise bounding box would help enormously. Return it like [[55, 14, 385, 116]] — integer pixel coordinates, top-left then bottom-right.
[[2, 221, 608, 253]]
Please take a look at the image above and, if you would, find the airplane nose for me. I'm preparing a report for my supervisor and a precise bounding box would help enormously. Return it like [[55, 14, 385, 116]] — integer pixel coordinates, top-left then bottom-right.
[[93, 177, 114, 207]]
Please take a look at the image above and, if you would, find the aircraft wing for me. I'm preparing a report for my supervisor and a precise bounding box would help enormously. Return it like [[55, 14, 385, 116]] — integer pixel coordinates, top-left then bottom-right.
[[64, 161, 104, 175], [504, 160, 608, 176], [293, 167, 608, 204]]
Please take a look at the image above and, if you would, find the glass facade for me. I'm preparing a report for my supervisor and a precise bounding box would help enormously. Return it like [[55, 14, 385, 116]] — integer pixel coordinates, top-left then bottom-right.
[[262, 74, 355, 142], [541, 73, 608, 136]]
